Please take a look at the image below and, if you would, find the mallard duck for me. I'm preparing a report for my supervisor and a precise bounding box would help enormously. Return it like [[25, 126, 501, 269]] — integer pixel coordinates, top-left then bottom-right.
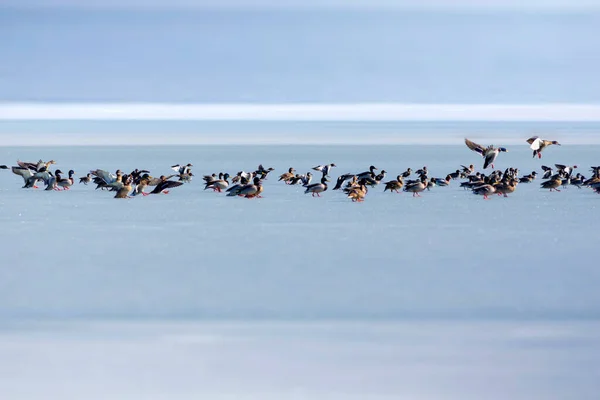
[[11, 166, 36, 187], [79, 173, 92, 185], [312, 163, 336, 176], [114, 175, 133, 198], [415, 166, 428, 176], [464, 138, 508, 169], [555, 164, 577, 176], [132, 174, 151, 196], [356, 166, 377, 180], [239, 177, 263, 199], [57, 170, 75, 190], [519, 171, 537, 183], [540, 175, 563, 192], [149, 176, 183, 194], [472, 184, 496, 200], [332, 174, 354, 190], [538, 165, 552, 179], [17, 159, 56, 173], [287, 174, 302, 185], [91, 169, 123, 190], [299, 172, 312, 186], [255, 165, 275, 179], [460, 164, 475, 174], [171, 163, 193, 175], [278, 167, 295, 183], [347, 184, 367, 202], [494, 179, 518, 197], [433, 175, 451, 186], [526, 136, 560, 159], [383, 175, 404, 193], [403, 179, 428, 197], [205, 173, 230, 192], [304, 174, 329, 197]]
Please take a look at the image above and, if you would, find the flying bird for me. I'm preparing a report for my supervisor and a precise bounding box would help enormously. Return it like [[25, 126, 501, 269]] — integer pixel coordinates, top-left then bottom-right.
[[464, 138, 508, 170], [526, 136, 560, 159]]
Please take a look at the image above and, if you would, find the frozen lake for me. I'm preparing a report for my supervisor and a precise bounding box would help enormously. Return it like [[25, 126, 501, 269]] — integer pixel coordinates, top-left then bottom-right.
[[1, 320, 599, 400], [1, 144, 599, 399], [1, 144, 598, 319]]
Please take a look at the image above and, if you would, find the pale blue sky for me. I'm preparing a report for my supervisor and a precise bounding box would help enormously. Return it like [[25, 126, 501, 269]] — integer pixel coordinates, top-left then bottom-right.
[[1, 0, 599, 103]]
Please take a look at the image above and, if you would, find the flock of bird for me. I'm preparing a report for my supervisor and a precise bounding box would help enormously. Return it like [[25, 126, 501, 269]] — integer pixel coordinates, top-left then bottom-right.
[[1, 136, 599, 201]]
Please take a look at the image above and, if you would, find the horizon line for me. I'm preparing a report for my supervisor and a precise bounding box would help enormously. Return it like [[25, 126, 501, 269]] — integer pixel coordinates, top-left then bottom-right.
[[2, 103, 600, 122]]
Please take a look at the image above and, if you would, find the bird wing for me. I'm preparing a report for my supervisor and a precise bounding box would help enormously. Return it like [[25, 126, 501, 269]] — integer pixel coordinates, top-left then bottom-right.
[[528, 137, 542, 150], [11, 166, 33, 179], [17, 160, 38, 170], [152, 180, 183, 194], [541, 165, 552, 172], [464, 138, 486, 156], [91, 169, 116, 184]]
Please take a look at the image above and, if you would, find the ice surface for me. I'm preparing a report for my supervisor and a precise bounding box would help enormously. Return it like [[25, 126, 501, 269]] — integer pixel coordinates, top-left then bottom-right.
[[1, 144, 598, 319], [2, 143, 599, 399], [0, 320, 599, 400]]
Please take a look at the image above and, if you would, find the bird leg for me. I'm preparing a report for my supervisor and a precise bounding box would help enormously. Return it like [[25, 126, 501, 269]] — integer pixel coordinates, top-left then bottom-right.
[[162, 190, 170, 194]]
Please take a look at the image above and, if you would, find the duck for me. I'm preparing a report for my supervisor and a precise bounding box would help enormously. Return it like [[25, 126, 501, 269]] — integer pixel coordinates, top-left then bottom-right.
[[171, 163, 193, 175], [56, 170, 75, 190], [0, 165, 7, 170], [464, 138, 508, 169], [17, 159, 56, 173], [332, 173, 355, 190], [540, 165, 553, 179], [11, 166, 36, 188], [149, 176, 184, 194], [132, 174, 151, 196], [555, 164, 577, 177], [239, 177, 263, 199], [472, 184, 496, 200], [313, 163, 336, 176], [540, 175, 563, 192], [433, 175, 451, 187], [401, 168, 412, 178], [526, 136, 560, 159], [519, 171, 537, 183], [460, 164, 475, 174], [114, 175, 133, 198], [79, 173, 92, 185], [403, 178, 428, 197], [347, 184, 367, 202], [300, 172, 313, 186], [415, 166, 428, 177], [205, 173, 230, 192], [448, 170, 461, 180], [383, 175, 404, 193], [255, 165, 275, 180], [44, 171, 58, 191], [356, 166, 377, 180], [91, 169, 123, 190], [278, 167, 296, 183], [494, 179, 518, 197], [304, 173, 329, 197]]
